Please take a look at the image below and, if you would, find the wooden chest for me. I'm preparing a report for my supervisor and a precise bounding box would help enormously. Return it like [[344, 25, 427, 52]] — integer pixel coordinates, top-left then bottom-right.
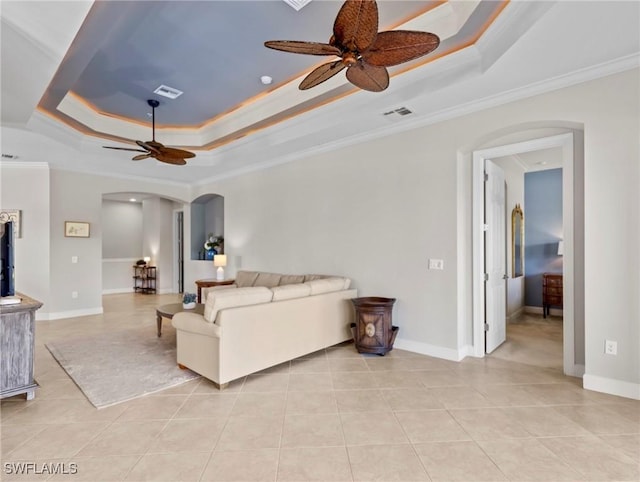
[[542, 273, 563, 318]]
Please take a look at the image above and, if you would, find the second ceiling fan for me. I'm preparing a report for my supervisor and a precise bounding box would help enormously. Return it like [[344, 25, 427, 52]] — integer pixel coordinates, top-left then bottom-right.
[[265, 0, 440, 92], [103, 99, 196, 165]]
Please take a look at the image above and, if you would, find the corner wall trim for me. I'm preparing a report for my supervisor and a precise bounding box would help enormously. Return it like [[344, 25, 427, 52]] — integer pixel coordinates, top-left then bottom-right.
[[394, 338, 467, 362], [583, 373, 640, 400], [36, 307, 104, 321]]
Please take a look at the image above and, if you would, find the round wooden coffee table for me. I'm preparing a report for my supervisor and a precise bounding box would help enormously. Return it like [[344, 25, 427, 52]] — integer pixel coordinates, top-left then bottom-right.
[[156, 302, 205, 337]]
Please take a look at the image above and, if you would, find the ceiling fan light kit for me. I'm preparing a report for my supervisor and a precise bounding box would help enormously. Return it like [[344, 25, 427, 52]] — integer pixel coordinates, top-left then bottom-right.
[[265, 0, 440, 92], [103, 99, 196, 165]]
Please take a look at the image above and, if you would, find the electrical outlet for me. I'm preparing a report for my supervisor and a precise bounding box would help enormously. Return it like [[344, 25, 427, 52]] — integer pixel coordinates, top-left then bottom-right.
[[605, 340, 617, 355], [428, 259, 444, 270], [71, 291, 78, 299], [71, 256, 78, 264]]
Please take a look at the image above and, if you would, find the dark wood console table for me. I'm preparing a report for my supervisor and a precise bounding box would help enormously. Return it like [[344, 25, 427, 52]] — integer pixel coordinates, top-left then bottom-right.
[[1, 293, 43, 400], [195, 279, 235, 303], [542, 273, 563, 318]]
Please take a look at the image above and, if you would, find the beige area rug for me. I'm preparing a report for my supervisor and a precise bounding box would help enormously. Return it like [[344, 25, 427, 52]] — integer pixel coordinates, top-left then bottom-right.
[[46, 327, 200, 409]]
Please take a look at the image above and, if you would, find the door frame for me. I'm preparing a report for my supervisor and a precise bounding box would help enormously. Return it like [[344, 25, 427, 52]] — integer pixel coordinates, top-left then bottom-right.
[[472, 132, 579, 376], [172, 209, 184, 294]]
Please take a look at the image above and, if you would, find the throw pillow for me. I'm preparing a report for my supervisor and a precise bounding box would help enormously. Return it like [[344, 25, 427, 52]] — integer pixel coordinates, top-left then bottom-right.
[[279, 274, 305, 286], [253, 272, 282, 288], [235, 270, 260, 288]]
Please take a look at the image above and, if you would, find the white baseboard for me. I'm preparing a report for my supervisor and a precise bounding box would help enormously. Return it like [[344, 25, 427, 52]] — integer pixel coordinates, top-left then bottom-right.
[[102, 288, 134, 295], [393, 338, 468, 362], [102, 288, 175, 295], [506, 307, 525, 322], [36, 307, 104, 321], [583, 373, 640, 400], [524, 306, 564, 317]]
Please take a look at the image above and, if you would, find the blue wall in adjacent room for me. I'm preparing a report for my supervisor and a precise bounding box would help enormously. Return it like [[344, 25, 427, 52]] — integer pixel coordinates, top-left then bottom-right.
[[524, 168, 563, 307]]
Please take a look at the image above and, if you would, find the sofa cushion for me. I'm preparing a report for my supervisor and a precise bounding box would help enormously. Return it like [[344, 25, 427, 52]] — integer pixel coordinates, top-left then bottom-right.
[[235, 270, 260, 288], [271, 283, 311, 301], [253, 272, 282, 288], [279, 274, 305, 286], [204, 286, 273, 323], [303, 274, 328, 282], [305, 277, 349, 295]]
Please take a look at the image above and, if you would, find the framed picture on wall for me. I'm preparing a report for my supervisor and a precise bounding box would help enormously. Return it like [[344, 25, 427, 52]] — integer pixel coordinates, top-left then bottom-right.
[[65, 221, 90, 238]]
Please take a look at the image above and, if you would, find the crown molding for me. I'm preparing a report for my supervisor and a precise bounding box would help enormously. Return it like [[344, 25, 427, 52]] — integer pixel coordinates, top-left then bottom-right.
[[0, 161, 50, 170], [195, 54, 639, 186]]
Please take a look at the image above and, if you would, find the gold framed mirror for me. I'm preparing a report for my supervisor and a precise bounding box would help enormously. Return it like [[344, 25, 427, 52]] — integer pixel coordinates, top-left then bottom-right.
[[512, 204, 524, 278]]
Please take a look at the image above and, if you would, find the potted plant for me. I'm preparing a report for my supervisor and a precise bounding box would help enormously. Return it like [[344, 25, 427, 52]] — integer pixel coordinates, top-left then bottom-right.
[[182, 292, 197, 309]]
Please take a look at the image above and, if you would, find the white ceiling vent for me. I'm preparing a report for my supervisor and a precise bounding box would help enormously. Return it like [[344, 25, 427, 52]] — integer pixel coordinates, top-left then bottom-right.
[[282, 0, 312, 11], [153, 85, 183, 100], [383, 107, 413, 117]]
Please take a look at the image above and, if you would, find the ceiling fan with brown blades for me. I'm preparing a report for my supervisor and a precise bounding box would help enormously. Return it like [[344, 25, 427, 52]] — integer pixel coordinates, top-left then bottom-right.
[[265, 0, 440, 92], [103, 99, 196, 165]]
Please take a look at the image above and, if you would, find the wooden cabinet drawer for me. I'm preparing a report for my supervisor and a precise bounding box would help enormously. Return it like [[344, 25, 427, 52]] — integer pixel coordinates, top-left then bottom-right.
[[543, 273, 563, 317]]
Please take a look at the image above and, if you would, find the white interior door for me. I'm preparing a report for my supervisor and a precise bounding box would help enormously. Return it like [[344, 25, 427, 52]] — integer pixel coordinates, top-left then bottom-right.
[[485, 159, 507, 353]]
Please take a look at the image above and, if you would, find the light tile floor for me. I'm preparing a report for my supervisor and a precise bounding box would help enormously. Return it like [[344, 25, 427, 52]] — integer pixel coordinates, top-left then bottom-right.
[[1, 294, 638, 481]]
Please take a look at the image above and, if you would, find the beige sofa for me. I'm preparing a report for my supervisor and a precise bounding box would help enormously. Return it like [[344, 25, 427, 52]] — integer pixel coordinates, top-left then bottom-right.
[[172, 270, 357, 388]]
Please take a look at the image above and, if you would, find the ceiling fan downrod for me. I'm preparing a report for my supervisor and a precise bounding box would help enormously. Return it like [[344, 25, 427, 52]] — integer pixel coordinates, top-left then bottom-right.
[[147, 99, 159, 142]]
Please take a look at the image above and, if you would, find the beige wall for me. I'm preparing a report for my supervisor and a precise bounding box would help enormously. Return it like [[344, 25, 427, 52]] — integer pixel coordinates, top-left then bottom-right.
[[192, 68, 639, 392], [2, 68, 637, 396]]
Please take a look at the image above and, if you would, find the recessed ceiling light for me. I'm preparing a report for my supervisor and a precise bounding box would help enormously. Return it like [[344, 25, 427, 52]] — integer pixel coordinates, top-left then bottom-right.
[[260, 75, 273, 85], [153, 84, 183, 99], [535, 161, 548, 165], [129, 198, 137, 202]]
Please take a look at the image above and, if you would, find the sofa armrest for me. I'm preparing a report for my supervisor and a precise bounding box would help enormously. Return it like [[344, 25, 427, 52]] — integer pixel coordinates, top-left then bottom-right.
[[172, 312, 221, 338], [202, 284, 237, 302]]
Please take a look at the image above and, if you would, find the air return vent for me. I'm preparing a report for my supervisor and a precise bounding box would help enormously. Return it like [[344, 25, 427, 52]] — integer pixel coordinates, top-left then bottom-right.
[[383, 107, 413, 117], [153, 85, 183, 99], [282, 0, 312, 11], [1, 153, 18, 159]]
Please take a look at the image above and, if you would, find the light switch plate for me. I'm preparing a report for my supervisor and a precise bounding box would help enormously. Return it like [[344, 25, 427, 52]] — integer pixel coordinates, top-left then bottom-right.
[[428, 259, 444, 270]]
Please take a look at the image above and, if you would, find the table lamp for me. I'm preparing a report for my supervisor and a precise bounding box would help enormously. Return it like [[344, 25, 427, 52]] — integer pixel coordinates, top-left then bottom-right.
[[214, 254, 227, 280], [143, 256, 151, 265]]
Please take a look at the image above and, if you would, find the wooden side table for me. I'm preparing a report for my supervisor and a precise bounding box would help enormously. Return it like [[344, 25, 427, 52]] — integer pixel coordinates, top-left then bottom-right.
[[195, 279, 235, 303], [542, 273, 563, 318], [351, 297, 398, 355]]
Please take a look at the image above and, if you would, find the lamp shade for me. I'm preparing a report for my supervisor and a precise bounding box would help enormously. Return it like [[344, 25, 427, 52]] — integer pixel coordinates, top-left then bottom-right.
[[143, 256, 151, 263], [557, 241, 564, 256], [214, 254, 227, 267]]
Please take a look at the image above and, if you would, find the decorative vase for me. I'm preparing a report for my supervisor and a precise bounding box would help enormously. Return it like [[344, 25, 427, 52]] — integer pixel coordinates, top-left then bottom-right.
[[205, 249, 217, 260], [183, 302, 196, 310]]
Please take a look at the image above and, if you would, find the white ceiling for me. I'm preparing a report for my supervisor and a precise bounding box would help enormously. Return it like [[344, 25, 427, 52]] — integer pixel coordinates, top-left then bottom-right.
[[1, 1, 639, 185]]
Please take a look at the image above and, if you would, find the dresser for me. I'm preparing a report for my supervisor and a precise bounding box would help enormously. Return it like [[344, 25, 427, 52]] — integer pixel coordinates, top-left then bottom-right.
[[1, 293, 43, 400], [542, 273, 563, 318]]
